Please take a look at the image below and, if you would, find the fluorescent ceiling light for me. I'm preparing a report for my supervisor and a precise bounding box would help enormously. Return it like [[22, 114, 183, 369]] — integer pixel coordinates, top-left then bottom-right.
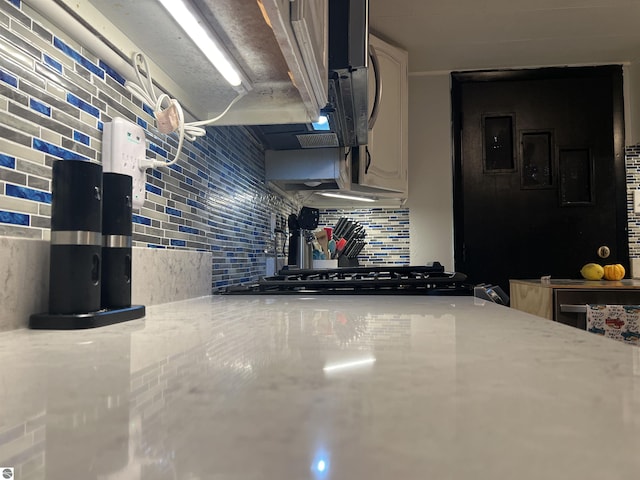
[[157, 0, 242, 87], [317, 192, 376, 202]]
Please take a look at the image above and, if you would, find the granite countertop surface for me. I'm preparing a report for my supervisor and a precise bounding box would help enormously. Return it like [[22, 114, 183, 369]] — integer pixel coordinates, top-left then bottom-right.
[[1, 295, 640, 479]]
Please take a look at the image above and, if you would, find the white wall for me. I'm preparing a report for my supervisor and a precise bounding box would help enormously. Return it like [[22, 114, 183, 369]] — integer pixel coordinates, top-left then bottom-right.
[[624, 62, 640, 146], [406, 74, 455, 271]]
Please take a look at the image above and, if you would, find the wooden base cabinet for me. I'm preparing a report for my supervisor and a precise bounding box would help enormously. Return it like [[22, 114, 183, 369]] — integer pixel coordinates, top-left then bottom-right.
[[510, 279, 640, 328], [510, 280, 555, 319]]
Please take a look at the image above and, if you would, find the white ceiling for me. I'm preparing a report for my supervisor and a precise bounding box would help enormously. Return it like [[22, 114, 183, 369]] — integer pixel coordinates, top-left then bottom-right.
[[369, 0, 640, 73]]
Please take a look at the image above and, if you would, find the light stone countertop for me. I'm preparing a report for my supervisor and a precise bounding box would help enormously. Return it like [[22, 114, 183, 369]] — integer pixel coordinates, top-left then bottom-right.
[[1, 295, 640, 479]]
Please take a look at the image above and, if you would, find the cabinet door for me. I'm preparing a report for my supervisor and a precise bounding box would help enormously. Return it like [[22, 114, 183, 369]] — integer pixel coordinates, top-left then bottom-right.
[[359, 35, 408, 193], [291, 0, 329, 113], [510, 281, 553, 319], [262, 0, 328, 120]]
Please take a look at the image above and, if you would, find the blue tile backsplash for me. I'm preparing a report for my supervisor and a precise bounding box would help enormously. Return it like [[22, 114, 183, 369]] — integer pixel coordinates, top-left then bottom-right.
[[73, 130, 90, 146], [0, 68, 18, 87], [98, 59, 126, 86], [31, 138, 89, 161], [0, 0, 412, 292], [626, 145, 640, 262], [53, 36, 105, 79], [5, 184, 51, 204], [0, 209, 28, 225], [29, 98, 50, 116], [65, 92, 100, 117], [0, 154, 15, 169], [43, 54, 62, 74]]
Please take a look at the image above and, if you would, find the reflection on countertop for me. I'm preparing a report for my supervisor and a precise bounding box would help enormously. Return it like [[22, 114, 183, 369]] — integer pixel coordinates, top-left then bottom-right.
[[1, 295, 640, 479]]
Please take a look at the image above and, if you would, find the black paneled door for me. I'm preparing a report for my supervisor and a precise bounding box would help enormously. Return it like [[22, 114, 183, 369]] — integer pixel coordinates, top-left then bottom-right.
[[452, 66, 628, 294]]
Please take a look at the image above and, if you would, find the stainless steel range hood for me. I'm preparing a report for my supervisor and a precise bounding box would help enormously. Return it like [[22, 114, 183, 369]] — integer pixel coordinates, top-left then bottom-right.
[[265, 148, 350, 191]]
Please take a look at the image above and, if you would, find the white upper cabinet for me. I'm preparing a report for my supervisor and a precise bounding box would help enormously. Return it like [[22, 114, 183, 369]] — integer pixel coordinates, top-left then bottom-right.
[[357, 34, 408, 194], [261, 0, 328, 122], [40, 0, 328, 125], [290, 0, 329, 116]]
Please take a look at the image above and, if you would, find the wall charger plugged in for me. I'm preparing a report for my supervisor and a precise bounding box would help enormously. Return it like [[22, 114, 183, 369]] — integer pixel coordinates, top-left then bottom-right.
[[102, 117, 147, 209], [156, 103, 180, 134]]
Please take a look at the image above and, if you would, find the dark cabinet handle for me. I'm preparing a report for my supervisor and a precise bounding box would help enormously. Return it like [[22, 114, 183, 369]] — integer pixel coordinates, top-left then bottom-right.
[[365, 147, 372, 174], [368, 44, 382, 130], [560, 304, 587, 313]]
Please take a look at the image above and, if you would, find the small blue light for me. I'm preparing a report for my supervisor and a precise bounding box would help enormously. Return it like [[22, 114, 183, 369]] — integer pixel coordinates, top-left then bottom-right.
[[312, 115, 330, 131], [316, 460, 326, 472]]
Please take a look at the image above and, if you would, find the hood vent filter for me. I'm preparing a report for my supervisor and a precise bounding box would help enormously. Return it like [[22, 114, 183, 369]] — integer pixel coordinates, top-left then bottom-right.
[[296, 133, 339, 148]]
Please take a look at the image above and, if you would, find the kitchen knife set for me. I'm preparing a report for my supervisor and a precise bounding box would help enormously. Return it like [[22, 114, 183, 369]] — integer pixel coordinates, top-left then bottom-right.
[[331, 217, 366, 260]]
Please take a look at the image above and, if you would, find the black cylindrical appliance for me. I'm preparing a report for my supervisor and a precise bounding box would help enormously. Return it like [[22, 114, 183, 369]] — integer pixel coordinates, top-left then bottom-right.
[[49, 160, 103, 314], [287, 213, 299, 266], [101, 173, 133, 309]]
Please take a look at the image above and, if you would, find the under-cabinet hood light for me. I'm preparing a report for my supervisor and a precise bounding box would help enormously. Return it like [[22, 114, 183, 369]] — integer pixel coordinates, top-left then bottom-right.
[[157, 0, 242, 87], [312, 115, 330, 131], [317, 192, 376, 202]]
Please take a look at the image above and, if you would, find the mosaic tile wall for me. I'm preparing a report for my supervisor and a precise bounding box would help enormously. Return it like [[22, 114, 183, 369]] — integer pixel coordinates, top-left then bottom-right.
[[0, 0, 295, 291], [626, 145, 640, 260], [318, 208, 411, 265]]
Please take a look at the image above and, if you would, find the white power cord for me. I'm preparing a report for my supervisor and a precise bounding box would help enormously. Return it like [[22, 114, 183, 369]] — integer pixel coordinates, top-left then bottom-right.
[[125, 52, 246, 169]]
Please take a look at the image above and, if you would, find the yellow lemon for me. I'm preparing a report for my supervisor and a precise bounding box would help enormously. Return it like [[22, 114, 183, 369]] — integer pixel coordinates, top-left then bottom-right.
[[580, 263, 604, 280]]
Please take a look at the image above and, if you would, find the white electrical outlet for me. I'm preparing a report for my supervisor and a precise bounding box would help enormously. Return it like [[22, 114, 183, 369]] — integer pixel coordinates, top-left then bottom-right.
[[632, 258, 640, 279], [102, 117, 147, 209], [634, 190, 640, 214]]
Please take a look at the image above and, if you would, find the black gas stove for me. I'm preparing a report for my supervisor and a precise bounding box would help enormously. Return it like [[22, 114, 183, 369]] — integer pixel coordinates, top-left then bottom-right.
[[225, 263, 472, 295]]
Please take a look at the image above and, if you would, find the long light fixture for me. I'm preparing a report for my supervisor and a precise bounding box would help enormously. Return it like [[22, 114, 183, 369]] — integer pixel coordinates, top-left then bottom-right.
[[157, 0, 242, 87], [317, 192, 376, 202]]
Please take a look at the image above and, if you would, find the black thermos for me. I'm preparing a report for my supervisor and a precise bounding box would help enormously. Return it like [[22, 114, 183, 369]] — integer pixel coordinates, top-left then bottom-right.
[[287, 213, 299, 266], [101, 173, 133, 309], [49, 160, 103, 314]]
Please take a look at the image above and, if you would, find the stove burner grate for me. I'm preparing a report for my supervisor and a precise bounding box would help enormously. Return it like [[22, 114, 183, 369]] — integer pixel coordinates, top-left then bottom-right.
[[225, 264, 472, 295]]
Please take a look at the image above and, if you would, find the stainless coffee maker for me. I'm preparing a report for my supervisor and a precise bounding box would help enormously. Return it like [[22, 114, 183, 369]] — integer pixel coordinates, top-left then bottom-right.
[[287, 207, 319, 269]]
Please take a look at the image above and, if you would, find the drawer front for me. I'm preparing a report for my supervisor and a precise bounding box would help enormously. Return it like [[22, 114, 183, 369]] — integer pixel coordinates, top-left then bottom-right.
[[554, 289, 640, 329]]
